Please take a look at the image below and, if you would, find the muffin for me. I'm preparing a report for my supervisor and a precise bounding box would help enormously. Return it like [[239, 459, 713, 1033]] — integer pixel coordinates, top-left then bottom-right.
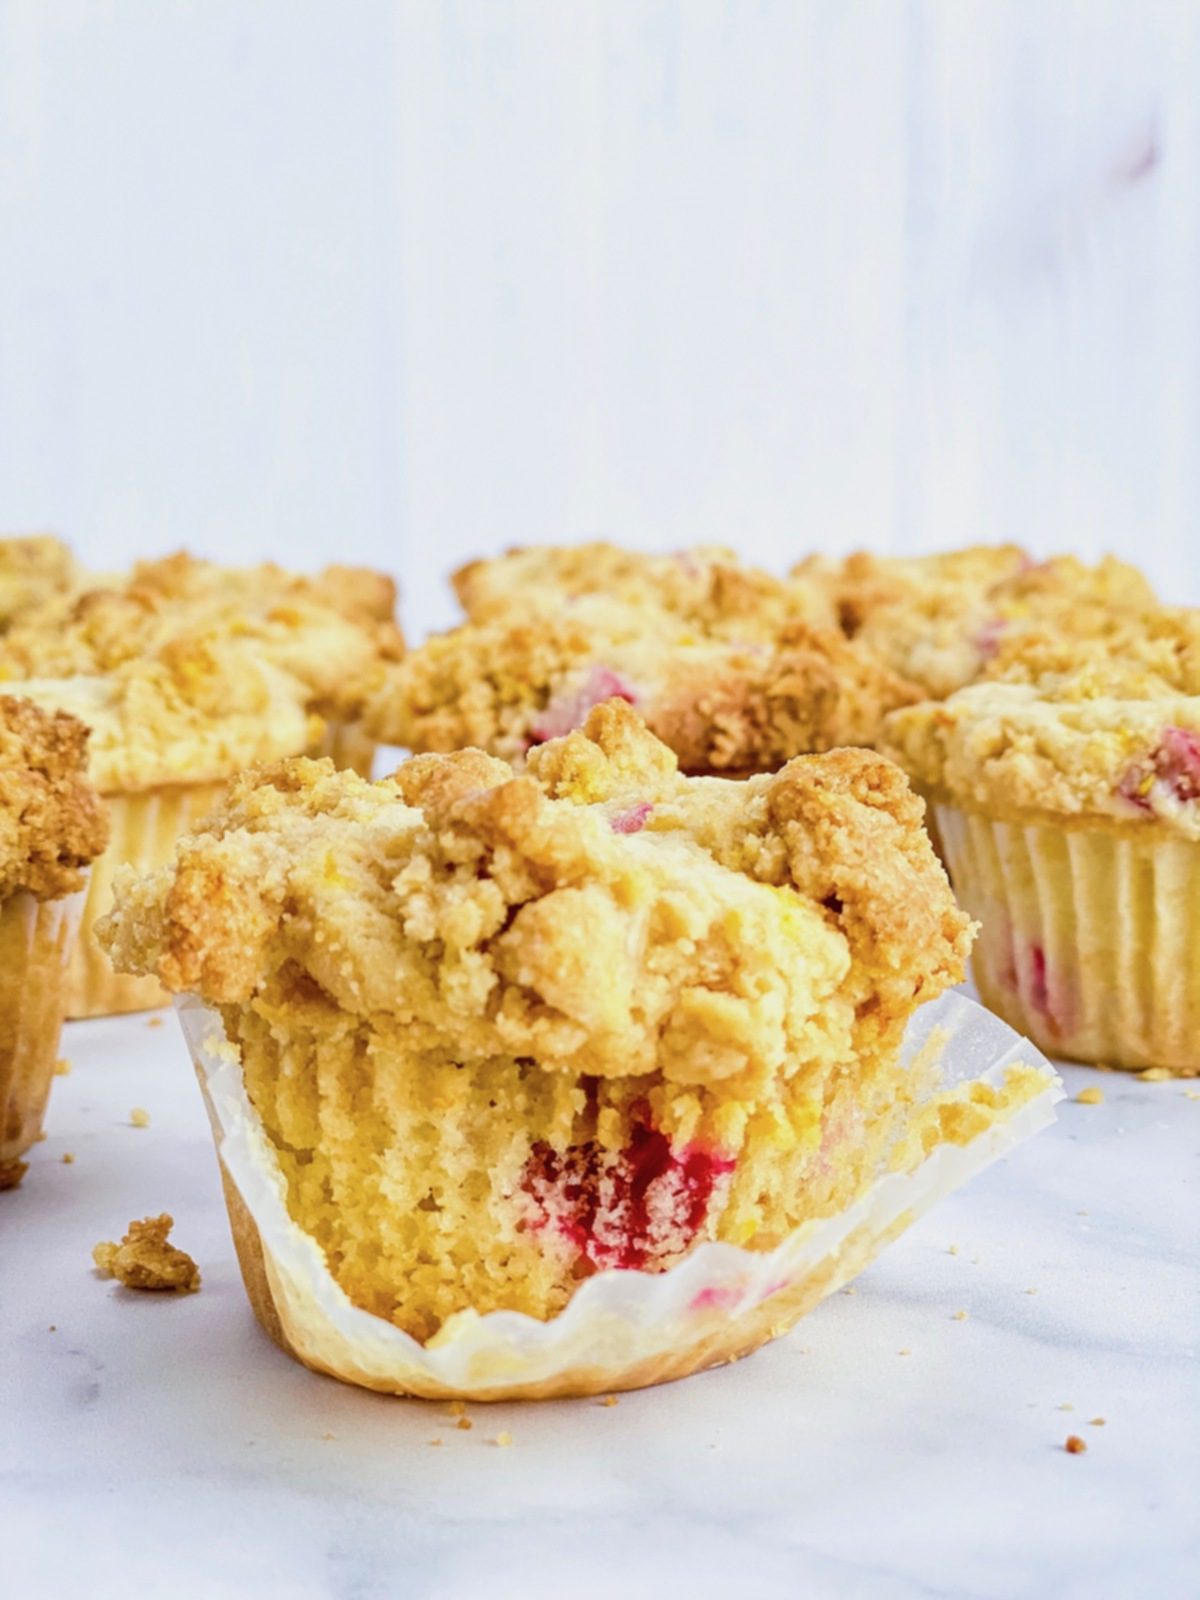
[[796, 546, 1157, 700], [0, 554, 402, 1016], [0, 535, 81, 631], [366, 591, 918, 772], [0, 696, 108, 1187], [453, 541, 838, 637], [99, 702, 1057, 1397], [881, 613, 1200, 1073]]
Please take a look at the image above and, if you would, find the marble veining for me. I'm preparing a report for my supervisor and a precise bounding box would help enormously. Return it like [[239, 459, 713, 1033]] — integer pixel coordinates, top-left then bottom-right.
[[2, 1009, 1197, 1599]]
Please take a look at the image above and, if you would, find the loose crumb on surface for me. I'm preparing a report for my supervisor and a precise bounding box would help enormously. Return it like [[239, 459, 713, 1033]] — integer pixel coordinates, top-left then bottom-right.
[[429, 1439, 443, 1447], [92, 1214, 200, 1293], [947, 1244, 959, 1255], [1025, 1288, 1038, 1295], [898, 1348, 911, 1357], [48, 1324, 56, 1332], [1058, 1402, 1074, 1411], [448, 1401, 466, 1417], [952, 1310, 969, 1321], [1075, 1086, 1105, 1105], [129, 1107, 151, 1128], [1089, 1417, 1107, 1427], [322, 1432, 335, 1441], [62, 1152, 74, 1165], [456, 1417, 473, 1431], [1184, 1090, 1200, 1101], [600, 1394, 619, 1407], [146, 1016, 165, 1029], [842, 1286, 857, 1296], [1064, 1435, 1088, 1454], [494, 1432, 513, 1448], [1139, 1067, 1172, 1082], [53, 1057, 71, 1076]]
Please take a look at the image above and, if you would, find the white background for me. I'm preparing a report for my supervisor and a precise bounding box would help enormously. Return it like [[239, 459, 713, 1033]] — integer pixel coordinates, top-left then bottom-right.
[[1, 0, 1198, 635]]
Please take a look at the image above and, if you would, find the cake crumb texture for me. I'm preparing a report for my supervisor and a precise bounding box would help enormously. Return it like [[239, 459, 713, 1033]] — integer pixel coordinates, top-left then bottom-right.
[[92, 1214, 201, 1293]]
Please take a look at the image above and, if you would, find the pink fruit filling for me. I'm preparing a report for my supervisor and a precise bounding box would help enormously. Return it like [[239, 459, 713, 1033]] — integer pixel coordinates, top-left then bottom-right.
[[1118, 725, 1200, 810], [610, 801, 653, 834], [522, 1118, 736, 1272], [528, 665, 638, 746], [973, 617, 1006, 659]]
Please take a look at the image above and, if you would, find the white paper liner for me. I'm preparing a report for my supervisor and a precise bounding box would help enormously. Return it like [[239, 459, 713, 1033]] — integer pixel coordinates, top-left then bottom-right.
[[177, 991, 1063, 1400]]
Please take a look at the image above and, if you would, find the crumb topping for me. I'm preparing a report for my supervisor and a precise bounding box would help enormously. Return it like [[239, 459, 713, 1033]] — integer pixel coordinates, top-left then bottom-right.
[[0, 535, 80, 630], [366, 601, 918, 770], [92, 1214, 201, 1293], [0, 694, 108, 898]]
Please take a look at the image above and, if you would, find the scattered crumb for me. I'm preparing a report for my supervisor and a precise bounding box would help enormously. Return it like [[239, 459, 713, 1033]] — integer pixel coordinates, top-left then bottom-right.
[[1075, 1086, 1104, 1105], [146, 1016, 165, 1029], [448, 1401, 466, 1417], [53, 1057, 71, 1076], [494, 1432, 513, 1448], [1025, 1288, 1039, 1295], [129, 1107, 151, 1128], [1089, 1417, 1107, 1427], [952, 1310, 969, 1321], [321, 1432, 335, 1441], [1139, 1067, 1172, 1082], [1076, 1210, 1089, 1217], [429, 1438, 443, 1446], [1184, 1090, 1200, 1101], [92, 1214, 200, 1293], [456, 1417, 473, 1431], [1065, 1435, 1087, 1454], [62, 1152, 75, 1165], [842, 1286, 856, 1296], [48, 1324, 56, 1332], [898, 1349, 911, 1357], [1058, 1402, 1074, 1412], [947, 1244, 959, 1256], [600, 1394, 619, 1407], [0, 1159, 28, 1189]]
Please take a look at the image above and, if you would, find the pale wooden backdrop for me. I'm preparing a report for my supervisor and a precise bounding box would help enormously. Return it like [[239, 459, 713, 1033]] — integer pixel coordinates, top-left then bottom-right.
[[1, 0, 1197, 635]]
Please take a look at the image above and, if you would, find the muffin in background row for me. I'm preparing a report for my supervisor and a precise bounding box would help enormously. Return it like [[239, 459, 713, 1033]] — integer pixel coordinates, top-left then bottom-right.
[[882, 610, 1200, 1075], [0, 548, 403, 1016], [98, 701, 1055, 1396], [0, 697, 108, 1187]]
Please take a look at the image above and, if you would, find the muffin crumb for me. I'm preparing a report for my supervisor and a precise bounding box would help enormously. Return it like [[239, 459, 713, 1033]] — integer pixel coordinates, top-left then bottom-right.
[[129, 1107, 151, 1128], [429, 1438, 443, 1447], [146, 1016, 165, 1030], [1064, 1435, 1087, 1454], [951, 1309, 969, 1321], [599, 1394, 619, 1407], [92, 1213, 200, 1293], [455, 1417, 473, 1432], [947, 1243, 959, 1255], [1075, 1086, 1104, 1105], [494, 1432, 513, 1448], [898, 1348, 912, 1357], [1139, 1067, 1172, 1082], [1089, 1417, 1107, 1427], [1058, 1402, 1074, 1412], [54, 1058, 71, 1076], [62, 1152, 74, 1165]]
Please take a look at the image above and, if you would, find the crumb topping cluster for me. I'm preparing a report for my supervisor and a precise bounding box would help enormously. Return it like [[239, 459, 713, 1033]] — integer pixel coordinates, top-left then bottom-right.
[[101, 702, 970, 1087], [0, 552, 403, 792], [0, 695, 108, 899], [0, 535, 80, 631]]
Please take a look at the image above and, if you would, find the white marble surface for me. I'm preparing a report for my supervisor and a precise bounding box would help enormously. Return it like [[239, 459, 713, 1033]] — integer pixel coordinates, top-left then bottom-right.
[[2, 1008, 1197, 1600]]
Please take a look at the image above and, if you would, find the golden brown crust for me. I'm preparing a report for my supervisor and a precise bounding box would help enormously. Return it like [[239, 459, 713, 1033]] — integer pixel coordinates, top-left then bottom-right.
[[0, 535, 80, 630], [366, 606, 918, 770], [0, 695, 108, 899], [100, 704, 970, 1087]]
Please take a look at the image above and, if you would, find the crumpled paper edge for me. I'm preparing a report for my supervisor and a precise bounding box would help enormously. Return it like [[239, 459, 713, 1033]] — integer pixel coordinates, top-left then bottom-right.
[[177, 991, 1063, 1397]]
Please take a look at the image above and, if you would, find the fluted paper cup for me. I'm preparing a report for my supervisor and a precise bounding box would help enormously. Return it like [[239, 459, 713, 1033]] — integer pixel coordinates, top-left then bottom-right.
[[176, 991, 1062, 1400], [936, 803, 1200, 1075], [0, 884, 87, 1188], [309, 719, 377, 779]]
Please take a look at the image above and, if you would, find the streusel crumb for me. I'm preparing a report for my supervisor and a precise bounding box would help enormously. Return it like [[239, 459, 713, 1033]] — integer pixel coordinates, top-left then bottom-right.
[[92, 1214, 201, 1293], [0, 694, 108, 898]]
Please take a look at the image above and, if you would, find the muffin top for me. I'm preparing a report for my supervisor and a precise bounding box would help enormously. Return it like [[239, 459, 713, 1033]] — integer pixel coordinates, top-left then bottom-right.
[[0, 553, 403, 793], [453, 542, 837, 639], [796, 546, 1157, 699], [100, 702, 971, 1086], [0, 535, 80, 631], [0, 695, 108, 899], [366, 594, 918, 771], [881, 609, 1200, 837]]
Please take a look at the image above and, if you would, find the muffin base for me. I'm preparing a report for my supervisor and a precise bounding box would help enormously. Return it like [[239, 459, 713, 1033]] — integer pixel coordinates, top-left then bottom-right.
[[0, 889, 85, 1186], [936, 804, 1200, 1075], [67, 782, 228, 1019], [179, 991, 1061, 1401]]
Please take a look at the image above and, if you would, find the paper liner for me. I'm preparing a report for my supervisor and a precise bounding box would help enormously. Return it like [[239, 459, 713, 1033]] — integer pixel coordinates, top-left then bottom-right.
[[937, 803, 1200, 1075], [309, 719, 377, 780], [67, 782, 230, 1018], [177, 992, 1062, 1400], [0, 886, 87, 1186]]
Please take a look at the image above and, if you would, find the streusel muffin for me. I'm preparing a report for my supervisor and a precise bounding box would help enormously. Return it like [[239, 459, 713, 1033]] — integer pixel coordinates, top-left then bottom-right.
[[0, 697, 107, 1187], [99, 702, 1054, 1394], [366, 593, 918, 771], [797, 546, 1157, 700], [882, 612, 1200, 1073], [0, 554, 402, 1016]]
